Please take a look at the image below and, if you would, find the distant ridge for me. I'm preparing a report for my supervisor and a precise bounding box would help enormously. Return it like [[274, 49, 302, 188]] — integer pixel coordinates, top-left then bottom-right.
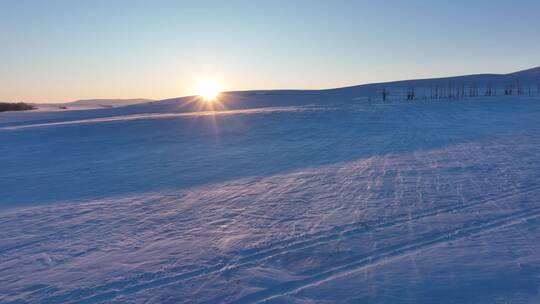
[[508, 66, 540, 77], [139, 65, 540, 112], [67, 98, 153, 107], [328, 66, 540, 91]]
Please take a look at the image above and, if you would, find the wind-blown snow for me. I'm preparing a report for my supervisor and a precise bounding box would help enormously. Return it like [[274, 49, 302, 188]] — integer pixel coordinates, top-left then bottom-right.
[[1, 95, 540, 303]]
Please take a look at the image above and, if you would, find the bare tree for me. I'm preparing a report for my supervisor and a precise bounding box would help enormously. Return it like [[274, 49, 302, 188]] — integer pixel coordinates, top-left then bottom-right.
[[505, 84, 514, 96], [516, 79, 523, 95], [456, 83, 464, 98], [407, 87, 416, 100], [382, 88, 388, 102], [469, 83, 479, 97], [485, 81, 494, 96]]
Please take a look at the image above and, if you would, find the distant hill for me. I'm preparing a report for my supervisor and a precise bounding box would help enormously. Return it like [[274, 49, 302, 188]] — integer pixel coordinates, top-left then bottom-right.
[[17, 98, 155, 112], [126, 65, 540, 113], [508, 66, 540, 78], [66, 98, 153, 107], [323, 66, 540, 97]]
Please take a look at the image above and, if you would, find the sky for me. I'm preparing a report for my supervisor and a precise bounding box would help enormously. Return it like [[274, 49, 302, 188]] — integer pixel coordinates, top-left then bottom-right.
[[1, 0, 539, 103]]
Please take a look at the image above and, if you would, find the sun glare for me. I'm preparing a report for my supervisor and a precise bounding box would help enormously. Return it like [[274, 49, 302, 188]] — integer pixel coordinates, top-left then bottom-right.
[[196, 80, 222, 102]]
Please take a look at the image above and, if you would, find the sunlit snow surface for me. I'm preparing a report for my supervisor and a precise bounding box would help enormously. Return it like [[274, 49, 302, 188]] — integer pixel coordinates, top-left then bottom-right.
[[1, 97, 540, 303]]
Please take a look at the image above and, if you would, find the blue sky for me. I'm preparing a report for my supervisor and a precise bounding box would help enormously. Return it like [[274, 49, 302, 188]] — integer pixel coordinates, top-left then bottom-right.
[[1, 0, 539, 102]]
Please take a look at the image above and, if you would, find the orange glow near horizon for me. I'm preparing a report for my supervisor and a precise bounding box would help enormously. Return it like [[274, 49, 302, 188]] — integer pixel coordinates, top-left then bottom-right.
[[196, 80, 222, 102]]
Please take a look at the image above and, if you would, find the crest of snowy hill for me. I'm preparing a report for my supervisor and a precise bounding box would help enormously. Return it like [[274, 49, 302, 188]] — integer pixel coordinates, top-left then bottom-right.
[[508, 66, 540, 77], [124, 66, 540, 112], [1, 66, 538, 127]]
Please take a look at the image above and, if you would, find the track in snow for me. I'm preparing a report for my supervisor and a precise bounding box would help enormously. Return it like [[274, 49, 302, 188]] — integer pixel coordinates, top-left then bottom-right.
[[57, 185, 540, 304]]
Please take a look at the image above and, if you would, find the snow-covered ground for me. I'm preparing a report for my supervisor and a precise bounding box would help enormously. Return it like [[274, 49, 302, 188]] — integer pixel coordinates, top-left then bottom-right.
[[1, 95, 540, 303]]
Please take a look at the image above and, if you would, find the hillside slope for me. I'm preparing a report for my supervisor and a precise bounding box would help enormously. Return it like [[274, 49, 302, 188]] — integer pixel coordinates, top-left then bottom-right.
[[1, 95, 540, 303]]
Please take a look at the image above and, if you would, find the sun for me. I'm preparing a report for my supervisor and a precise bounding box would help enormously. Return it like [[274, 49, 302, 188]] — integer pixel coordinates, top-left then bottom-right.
[[196, 80, 222, 102]]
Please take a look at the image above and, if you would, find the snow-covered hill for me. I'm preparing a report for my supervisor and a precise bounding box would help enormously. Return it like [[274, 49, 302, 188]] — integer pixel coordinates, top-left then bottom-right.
[[63, 98, 154, 108], [31, 98, 153, 111], [1, 67, 538, 128], [1, 69, 540, 303]]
